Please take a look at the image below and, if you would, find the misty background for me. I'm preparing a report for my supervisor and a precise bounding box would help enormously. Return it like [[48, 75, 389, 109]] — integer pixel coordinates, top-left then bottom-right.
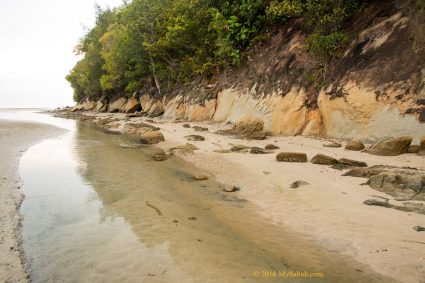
[[0, 0, 123, 108]]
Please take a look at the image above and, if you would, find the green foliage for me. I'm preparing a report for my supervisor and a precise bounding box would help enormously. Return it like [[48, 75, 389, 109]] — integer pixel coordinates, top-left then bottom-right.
[[66, 0, 364, 101], [306, 31, 349, 63]]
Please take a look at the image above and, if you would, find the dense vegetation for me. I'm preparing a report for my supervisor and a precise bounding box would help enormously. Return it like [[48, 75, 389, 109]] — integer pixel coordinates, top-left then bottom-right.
[[67, 0, 365, 102]]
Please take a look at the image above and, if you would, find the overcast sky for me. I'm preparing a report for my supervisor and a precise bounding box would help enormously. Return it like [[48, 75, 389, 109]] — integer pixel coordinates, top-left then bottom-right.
[[0, 0, 123, 108]]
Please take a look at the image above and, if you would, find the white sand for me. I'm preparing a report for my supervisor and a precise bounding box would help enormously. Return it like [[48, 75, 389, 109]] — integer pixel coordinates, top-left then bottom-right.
[[106, 114, 425, 283]]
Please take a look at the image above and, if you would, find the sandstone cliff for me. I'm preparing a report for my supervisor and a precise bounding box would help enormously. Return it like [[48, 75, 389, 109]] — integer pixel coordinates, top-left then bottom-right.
[[72, 0, 425, 143]]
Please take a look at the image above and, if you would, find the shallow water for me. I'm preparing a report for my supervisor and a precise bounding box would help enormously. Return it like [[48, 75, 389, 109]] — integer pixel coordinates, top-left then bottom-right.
[[15, 111, 395, 282]]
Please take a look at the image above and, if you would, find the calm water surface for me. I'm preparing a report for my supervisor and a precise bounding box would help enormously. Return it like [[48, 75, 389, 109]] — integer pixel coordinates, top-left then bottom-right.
[[0, 109, 395, 282]]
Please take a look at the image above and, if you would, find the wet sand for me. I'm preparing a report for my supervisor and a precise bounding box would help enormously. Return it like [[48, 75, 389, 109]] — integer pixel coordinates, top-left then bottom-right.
[[0, 120, 64, 282], [71, 112, 425, 283]]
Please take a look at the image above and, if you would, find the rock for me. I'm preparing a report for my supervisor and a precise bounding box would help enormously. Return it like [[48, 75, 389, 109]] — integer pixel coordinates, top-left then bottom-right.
[[127, 112, 144, 118], [311, 154, 338, 165], [338, 158, 367, 167], [213, 149, 232, 153], [249, 147, 270, 154], [222, 185, 239, 192], [290, 181, 309, 189], [95, 96, 108, 112], [183, 124, 191, 128], [230, 144, 250, 152], [323, 142, 342, 148], [265, 144, 280, 150], [419, 137, 425, 155], [363, 199, 390, 207], [408, 145, 421, 154], [185, 135, 205, 141], [344, 165, 425, 201], [169, 144, 198, 155], [216, 118, 266, 140], [140, 131, 165, 144], [107, 97, 127, 113], [276, 152, 307, 163], [192, 126, 208, 132], [151, 150, 168, 161], [413, 226, 425, 232], [365, 136, 412, 156], [122, 97, 142, 113], [146, 101, 164, 117], [345, 140, 365, 151], [192, 173, 209, 181]]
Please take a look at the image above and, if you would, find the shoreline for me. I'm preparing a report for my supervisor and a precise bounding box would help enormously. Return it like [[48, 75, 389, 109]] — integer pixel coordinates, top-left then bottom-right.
[[60, 111, 425, 283], [0, 119, 65, 282]]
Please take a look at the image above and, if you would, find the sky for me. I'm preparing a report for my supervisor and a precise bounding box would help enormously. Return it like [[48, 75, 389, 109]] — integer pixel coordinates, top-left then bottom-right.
[[0, 0, 123, 108]]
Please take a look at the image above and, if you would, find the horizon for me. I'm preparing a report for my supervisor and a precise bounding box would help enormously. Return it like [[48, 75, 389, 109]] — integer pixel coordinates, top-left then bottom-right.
[[0, 0, 123, 108]]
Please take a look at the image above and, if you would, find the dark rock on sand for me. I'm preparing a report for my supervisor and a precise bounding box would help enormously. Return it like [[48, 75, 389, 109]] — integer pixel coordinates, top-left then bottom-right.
[[344, 165, 425, 201], [216, 118, 266, 140], [413, 226, 425, 232], [407, 145, 421, 154], [365, 136, 412, 156], [230, 144, 250, 152], [276, 152, 307, 163], [338, 158, 367, 167], [169, 144, 198, 155], [419, 137, 425, 155], [290, 181, 309, 189], [140, 131, 165, 144], [182, 124, 191, 128], [323, 142, 342, 148], [151, 150, 168, 161], [345, 140, 365, 151], [265, 144, 280, 150], [363, 199, 390, 207], [193, 126, 208, 132], [185, 135, 205, 141], [250, 147, 270, 154], [311, 154, 338, 165]]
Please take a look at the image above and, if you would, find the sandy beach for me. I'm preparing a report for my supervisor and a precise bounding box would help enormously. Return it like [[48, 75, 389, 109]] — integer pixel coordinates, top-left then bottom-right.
[[0, 120, 64, 282], [67, 111, 425, 283]]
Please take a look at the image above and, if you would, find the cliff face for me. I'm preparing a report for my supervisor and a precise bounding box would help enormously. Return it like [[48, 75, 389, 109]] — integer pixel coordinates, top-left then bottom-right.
[[74, 0, 425, 142]]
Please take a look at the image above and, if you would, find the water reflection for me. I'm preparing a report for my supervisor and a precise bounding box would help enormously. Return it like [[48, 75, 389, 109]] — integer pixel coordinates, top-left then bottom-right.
[[20, 115, 395, 283]]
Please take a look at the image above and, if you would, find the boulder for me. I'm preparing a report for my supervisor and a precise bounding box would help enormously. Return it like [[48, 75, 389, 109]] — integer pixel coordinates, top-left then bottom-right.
[[265, 144, 280, 150], [150, 150, 168, 161], [169, 144, 198, 155], [216, 118, 266, 140], [249, 147, 269, 154], [365, 136, 412, 156], [193, 126, 208, 132], [147, 101, 165, 117], [122, 97, 142, 113], [419, 137, 425, 155], [230, 144, 250, 153], [311, 154, 338, 165], [95, 96, 108, 112], [408, 145, 421, 154], [276, 152, 307, 163], [345, 140, 365, 151], [185, 135, 205, 141], [140, 131, 165, 144], [323, 142, 342, 148], [290, 181, 309, 189], [338, 158, 367, 167], [183, 124, 191, 128], [108, 97, 127, 113], [343, 165, 425, 201]]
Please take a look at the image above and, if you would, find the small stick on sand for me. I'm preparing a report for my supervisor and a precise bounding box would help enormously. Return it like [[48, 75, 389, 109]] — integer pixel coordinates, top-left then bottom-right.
[[146, 201, 163, 216]]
